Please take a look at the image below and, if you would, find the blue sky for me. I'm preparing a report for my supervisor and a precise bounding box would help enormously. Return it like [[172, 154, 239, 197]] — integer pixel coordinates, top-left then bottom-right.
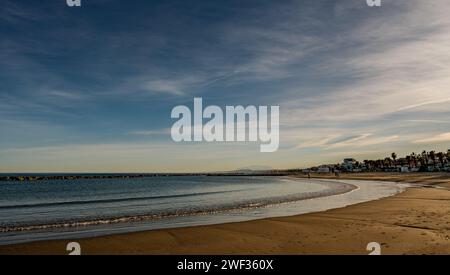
[[1, 0, 450, 172]]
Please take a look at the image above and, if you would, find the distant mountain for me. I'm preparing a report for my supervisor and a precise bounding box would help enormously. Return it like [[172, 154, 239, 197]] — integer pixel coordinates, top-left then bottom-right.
[[232, 165, 273, 173]]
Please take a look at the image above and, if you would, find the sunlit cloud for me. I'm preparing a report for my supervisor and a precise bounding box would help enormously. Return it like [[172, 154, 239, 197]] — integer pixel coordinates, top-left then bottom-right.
[[397, 98, 450, 112], [413, 133, 450, 144]]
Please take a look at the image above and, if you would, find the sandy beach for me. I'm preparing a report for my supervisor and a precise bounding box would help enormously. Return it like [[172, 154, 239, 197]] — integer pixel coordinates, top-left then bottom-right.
[[1, 173, 449, 255]]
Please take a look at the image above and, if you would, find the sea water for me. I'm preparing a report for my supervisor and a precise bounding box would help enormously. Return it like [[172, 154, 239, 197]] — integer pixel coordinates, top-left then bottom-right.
[[0, 176, 407, 245]]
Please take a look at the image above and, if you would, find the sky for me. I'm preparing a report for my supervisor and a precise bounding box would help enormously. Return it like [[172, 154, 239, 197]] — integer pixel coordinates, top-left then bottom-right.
[[1, 0, 450, 173]]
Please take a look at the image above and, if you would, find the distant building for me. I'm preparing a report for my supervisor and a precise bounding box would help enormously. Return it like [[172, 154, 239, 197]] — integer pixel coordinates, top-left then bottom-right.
[[342, 158, 357, 171], [400, 167, 410, 173], [317, 166, 330, 173]]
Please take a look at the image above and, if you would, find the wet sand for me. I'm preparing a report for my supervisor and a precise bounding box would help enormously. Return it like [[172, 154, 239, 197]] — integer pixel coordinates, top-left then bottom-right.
[[1, 173, 449, 255]]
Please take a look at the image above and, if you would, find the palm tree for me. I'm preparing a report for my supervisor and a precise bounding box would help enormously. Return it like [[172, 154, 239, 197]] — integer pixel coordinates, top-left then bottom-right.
[[437, 152, 445, 168], [420, 150, 428, 170], [406, 155, 412, 169], [391, 152, 397, 168], [422, 150, 427, 160], [429, 151, 436, 169], [363, 160, 370, 171], [411, 152, 417, 168], [376, 159, 382, 169], [384, 157, 392, 169]]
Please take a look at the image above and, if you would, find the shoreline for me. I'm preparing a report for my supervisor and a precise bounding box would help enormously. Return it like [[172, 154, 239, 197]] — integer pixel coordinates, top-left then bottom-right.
[[0, 173, 449, 255]]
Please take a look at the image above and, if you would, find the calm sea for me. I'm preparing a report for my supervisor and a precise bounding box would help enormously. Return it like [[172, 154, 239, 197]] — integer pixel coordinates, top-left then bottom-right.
[[0, 176, 405, 245]]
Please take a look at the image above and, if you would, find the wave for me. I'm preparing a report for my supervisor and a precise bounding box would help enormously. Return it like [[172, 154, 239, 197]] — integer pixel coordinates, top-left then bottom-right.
[[0, 190, 238, 210]]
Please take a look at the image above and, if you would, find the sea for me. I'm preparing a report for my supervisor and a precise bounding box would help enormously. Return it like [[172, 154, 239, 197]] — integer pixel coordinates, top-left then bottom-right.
[[0, 176, 407, 245]]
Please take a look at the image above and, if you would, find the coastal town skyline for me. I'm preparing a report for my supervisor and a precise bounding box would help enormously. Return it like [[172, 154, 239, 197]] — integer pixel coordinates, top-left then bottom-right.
[[2, 0, 450, 173]]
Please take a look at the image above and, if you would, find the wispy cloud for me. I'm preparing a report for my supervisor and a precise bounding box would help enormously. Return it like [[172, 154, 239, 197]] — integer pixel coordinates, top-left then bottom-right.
[[277, 0, 450, 122], [0, 0, 44, 24], [296, 135, 340, 150], [397, 98, 450, 111], [296, 133, 400, 150], [142, 80, 189, 96], [129, 129, 170, 136], [329, 135, 400, 149], [413, 133, 450, 144]]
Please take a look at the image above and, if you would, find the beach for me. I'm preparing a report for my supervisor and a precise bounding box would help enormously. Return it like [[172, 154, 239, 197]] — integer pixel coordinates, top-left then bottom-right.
[[0, 173, 449, 255]]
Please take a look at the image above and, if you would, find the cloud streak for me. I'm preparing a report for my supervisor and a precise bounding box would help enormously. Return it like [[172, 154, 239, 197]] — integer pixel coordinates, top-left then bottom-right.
[[413, 133, 450, 144]]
